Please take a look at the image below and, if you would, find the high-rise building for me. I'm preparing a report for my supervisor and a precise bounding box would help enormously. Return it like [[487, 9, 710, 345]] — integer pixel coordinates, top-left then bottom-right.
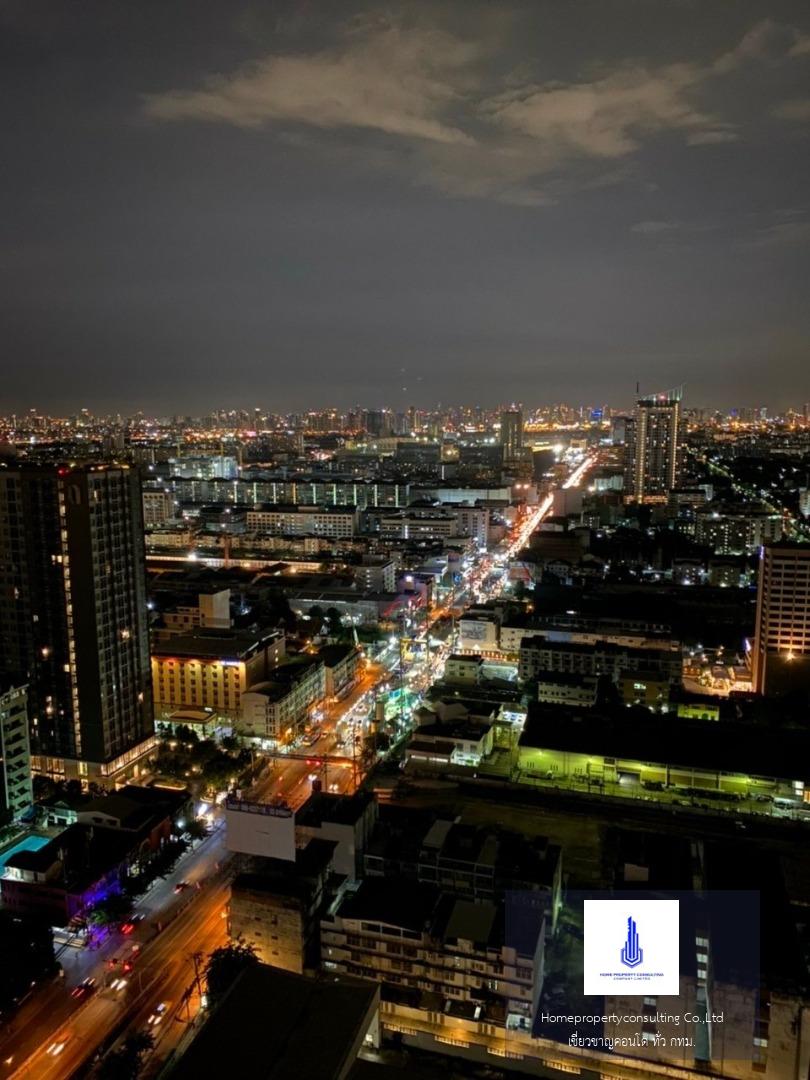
[[500, 409, 523, 462], [0, 464, 154, 784], [752, 542, 810, 696], [0, 682, 32, 823], [624, 390, 682, 502]]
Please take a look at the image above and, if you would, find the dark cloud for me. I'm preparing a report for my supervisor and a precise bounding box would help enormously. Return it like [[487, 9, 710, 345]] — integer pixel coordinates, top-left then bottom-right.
[[1, 0, 808, 413]]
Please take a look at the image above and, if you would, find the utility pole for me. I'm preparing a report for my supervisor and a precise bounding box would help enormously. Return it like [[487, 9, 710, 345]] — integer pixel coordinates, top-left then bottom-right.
[[189, 951, 205, 1012]]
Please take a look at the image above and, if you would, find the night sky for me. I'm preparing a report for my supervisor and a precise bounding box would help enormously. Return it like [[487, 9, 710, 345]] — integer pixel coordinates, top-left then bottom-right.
[[2, 0, 809, 414]]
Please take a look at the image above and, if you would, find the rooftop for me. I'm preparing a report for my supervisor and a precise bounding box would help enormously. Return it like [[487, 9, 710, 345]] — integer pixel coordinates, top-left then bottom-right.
[[335, 878, 439, 934], [296, 791, 373, 829], [317, 643, 359, 666], [520, 702, 810, 781], [169, 964, 378, 1080], [153, 626, 281, 660]]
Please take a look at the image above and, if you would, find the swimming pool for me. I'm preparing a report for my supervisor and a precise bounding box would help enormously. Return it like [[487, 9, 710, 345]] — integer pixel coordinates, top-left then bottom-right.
[[0, 833, 51, 874]]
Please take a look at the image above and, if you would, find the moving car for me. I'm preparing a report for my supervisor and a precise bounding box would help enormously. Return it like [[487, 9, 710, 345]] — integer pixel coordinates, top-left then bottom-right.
[[71, 978, 96, 1000], [46, 1036, 71, 1056], [147, 1001, 170, 1027]]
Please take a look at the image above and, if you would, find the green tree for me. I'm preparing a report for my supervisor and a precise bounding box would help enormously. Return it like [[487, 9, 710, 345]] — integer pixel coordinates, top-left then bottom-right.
[[97, 1032, 155, 1079], [87, 893, 133, 927], [205, 942, 259, 1007], [183, 818, 208, 841], [325, 607, 345, 637], [307, 605, 325, 633]]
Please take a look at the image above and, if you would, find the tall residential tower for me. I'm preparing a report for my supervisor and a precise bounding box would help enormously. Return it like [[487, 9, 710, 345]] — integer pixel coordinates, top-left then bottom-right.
[[0, 463, 154, 784], [624, 390, 682, 502], [500, 409, 524, 464]]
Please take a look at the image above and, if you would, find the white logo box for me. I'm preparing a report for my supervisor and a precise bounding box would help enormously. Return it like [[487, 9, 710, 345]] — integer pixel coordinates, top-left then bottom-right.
[[583, 899, 680, 996]]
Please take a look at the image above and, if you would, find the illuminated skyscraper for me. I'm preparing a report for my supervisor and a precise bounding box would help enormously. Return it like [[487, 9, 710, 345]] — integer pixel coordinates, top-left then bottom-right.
[[500, 409, 523, 463], [625, 390, 682, 502], [0, 463, 154, 784], [752, 542, 810, 696]]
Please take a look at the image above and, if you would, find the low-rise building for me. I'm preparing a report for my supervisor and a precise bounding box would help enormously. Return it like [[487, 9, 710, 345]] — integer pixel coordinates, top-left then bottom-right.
[[364, 807, 562, 935], [352, 556, 396, 593], [317, 644, 362, 700], [519, 636, 682, 686], [240, 656, 325, 744], [245, 505, 359, 538], [166, 964, 380, 1079], [406, 716, 493, 768], [229, 838, 337, 974], [295, 792, 377, 880], [443, 653, 483, 685], [321, 878, 544, 1030], [457, 614, 500, 654], [142, 488, 175, 526], [536, 671, 599, 707], [0, 786, 189, 925], [158, 588, 231, 637], [518, 704, 810, 804], [620, 671, 671, 710]]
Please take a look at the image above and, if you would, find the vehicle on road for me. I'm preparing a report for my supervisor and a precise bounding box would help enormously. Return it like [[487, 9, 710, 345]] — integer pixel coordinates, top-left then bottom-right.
[[173, 881, 190, 894], [46, 1035, 71, 1056], [71, 977, 96, 1000], [147, 1002, 170, 1027]]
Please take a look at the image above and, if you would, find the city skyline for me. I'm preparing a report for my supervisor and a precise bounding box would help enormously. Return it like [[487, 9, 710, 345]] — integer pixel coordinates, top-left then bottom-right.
[[2, 0, 809, 414]]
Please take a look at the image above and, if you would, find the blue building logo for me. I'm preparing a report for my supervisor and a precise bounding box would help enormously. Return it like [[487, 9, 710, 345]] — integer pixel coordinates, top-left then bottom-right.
[[620, 916, 643, 968]]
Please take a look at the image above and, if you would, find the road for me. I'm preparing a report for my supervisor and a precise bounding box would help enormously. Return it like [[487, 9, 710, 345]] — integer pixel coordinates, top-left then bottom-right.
[[4, 873, 228, 1080], [245, 659, 393, 808], [0, 822, 227, 1079]]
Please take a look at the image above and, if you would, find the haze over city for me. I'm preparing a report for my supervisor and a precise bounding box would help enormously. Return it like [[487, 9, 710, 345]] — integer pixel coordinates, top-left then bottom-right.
[[2, 0, 809, 413]]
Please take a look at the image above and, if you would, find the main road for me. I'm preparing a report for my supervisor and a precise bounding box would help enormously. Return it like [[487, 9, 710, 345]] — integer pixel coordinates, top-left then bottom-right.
[[0, 821, 228, 1079]]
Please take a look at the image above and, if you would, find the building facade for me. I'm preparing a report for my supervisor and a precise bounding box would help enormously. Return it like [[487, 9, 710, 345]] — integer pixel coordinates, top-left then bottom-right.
[[0, 683, 32, 823], [0, 464, 155, 784], [500, 409, 524, 463], [625, 391, 682, 503], [152, 628, 285, 722], [245, 506, 359, 538], [752, 542, 810, 695], [239, 657, 326, 743], [321, 879, 544, 1030]]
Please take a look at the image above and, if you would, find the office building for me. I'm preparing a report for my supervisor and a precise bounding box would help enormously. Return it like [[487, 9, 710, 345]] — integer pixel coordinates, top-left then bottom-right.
[[0, 683, 32, 823], [752, 542, 810, 696], [499, 408, 523, 463], [625, 390, 682, 502], [0, 464, 154, 784]]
